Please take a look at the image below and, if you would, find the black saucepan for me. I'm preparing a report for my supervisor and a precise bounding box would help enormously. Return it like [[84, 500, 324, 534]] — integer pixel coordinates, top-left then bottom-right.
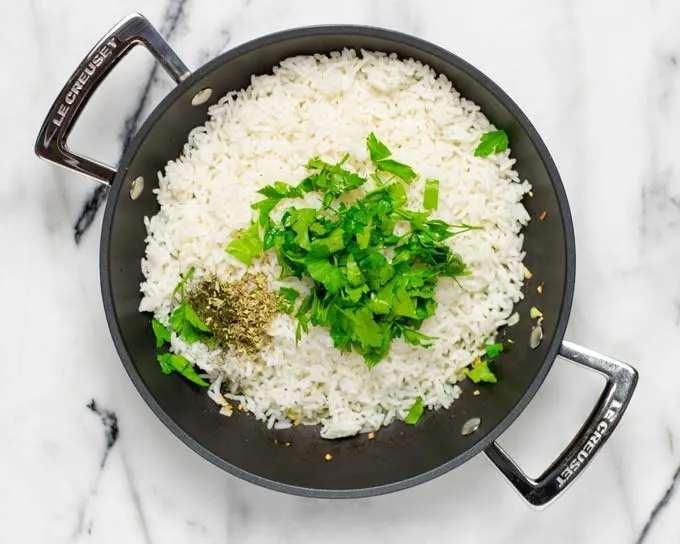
[[35, 13, 638, 508]]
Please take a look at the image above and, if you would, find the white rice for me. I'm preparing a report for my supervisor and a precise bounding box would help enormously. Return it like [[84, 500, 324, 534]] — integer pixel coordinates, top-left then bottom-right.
[[140, 49, 531, 439]]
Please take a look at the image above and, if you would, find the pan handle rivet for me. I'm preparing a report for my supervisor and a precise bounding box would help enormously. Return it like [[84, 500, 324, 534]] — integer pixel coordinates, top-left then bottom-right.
[[461, 417, 481, 436], [191, 88, 213, 106], [129, 176, 144, 200]]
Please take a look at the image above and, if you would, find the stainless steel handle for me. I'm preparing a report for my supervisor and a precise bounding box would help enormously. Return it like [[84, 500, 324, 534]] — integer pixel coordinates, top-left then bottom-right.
[[485, 340, 638, 509], [34, 13, 190, 185]]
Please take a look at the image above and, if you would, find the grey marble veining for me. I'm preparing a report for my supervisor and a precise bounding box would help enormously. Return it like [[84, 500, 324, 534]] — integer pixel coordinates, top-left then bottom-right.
[[3, 1, 680, 542]]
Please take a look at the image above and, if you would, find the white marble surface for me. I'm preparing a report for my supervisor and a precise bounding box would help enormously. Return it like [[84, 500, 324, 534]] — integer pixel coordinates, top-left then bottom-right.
[[3, 0, 680, 542]]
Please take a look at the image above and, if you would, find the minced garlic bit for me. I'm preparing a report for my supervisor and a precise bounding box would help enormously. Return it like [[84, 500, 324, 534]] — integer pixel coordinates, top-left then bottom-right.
[[473, 390, 481, 396], [528, 190, 534, 198], [539, 210, 548, 221], [187, 272, 279, 355], [530, 306, 544, 319], [507, 338, 515, 345], [285, 441, 291, 447], [325, 453, 333, 461], [537, 283, 544, 294], [523, 266, 533, 280], [237, 403, 244, 412], [367, 432, 375, 440]]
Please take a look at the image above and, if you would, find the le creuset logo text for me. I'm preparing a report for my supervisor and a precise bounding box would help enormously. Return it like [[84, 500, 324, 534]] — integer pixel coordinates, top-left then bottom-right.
[[556, 399, 622, 489], [42, 38, 119, 149]]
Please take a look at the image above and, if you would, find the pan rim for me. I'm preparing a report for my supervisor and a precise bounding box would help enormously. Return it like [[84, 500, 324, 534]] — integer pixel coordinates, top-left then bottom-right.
[[100, 24, 576, 498]]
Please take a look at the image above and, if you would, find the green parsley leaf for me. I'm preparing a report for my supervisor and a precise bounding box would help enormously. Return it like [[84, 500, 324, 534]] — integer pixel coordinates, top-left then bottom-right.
[[262, 224, 281, 251], [305, 155, 367, 199], [310, 227, 345, 256], [376, 159, 417, 184], [393, 287, 417, 318], [360, 252, 394, 290], [474, 129, 509, 157], [226, 222, 262, 265], [368, 289, 392, 314], [355, 223, 372, 249], [402, 328, 438, 347], [169, 303, 210, 344], [366, 132, 392, 162], [305, 255, 345, 293], [278, 287, 300, 314], [345, 254, 365, 287], [257, 181, 297, 198], [466, 361, 498, 383], [156, 353, 209, 387], [157, 353, 174, 374], [172, 266, 195, 301], [252, 197, 282, 226], [423, 178, 440, 210], [405, 397, 424, 425], [289, 208, 317, 250], [344, 284, 369, 303], [185, 304, 211, 332], [387, 182, 407, 208], [151, 319, 171, 348], [169, 304, 188, 335], [486, 342, 504, 359], [353, 307, 385, 348]]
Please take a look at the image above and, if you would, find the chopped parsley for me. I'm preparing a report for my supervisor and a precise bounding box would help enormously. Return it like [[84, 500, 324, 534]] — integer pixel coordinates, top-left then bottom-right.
[[227, 133, 481, 368], [467, 341, 505, 384], [474, 129, 509, 157], [278, 287, 300, 314], [226, 222, 263, 265], [152, 268, 213, 387], [485, 342, 504, 359], [405, 397, 424, 424], [168, 268, 212, 345], [151, 319, 171, 348], [466, 360, 497, 384], [157, 353, 208, 387]]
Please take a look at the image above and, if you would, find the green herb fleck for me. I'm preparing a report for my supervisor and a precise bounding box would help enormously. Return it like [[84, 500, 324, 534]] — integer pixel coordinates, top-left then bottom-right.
[[366, 133, 417, 183], [226, 222, 262, 265], [375, 159, 417, 184], [367, 132, 392, 161], [278, 287, 300, 314], [423, 178, 440, 210], [172, 266, 195, 301], [405, 397, 424, 425], [151, 319, 171, 348], [485, 342, 504, 359], [156, 353, 209, 387], [474, 129, 509, 157], [466, 361, 497, 383]]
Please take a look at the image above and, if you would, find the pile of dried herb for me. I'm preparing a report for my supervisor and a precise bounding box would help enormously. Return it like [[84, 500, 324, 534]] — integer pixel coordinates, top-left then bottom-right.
[[186, 272, 280, 355]]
